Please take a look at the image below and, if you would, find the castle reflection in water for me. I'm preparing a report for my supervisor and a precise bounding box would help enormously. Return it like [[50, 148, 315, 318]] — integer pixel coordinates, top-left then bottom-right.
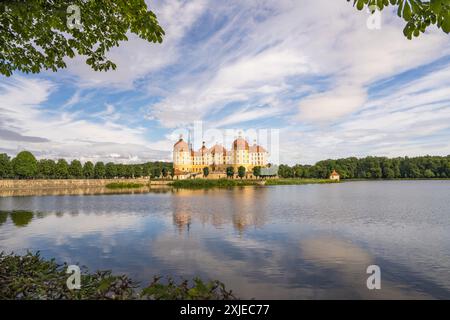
[[170, 187, 268, 234]]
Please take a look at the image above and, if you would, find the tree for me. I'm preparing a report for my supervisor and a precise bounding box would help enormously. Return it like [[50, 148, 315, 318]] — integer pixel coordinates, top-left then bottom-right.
[[424, 169, 435, 178], [226, 166, 234, 179], [83, 161, 94, 179], [94, 162, 106, 178], [69, 160, 83, 178], [0, 153, 12, 178], [142, 163, 151, 177], [55, 159, 69, 178], [238, 166, 246, 179], [38, 159, 56, 178], [134, 165, 143, 178], [152, 167, 161, 179], [292, 164, 303, 178], [253, 166, 261, 179], [124, 165, 134, 178], [12, 151, 38, 179], [161, 167, 168, 178], [0, 0, 164, 76], [203, 167, 209, 178], [105, 162, 117, 179], [116, 164, 126, 178], [348, 0, 450, 39]]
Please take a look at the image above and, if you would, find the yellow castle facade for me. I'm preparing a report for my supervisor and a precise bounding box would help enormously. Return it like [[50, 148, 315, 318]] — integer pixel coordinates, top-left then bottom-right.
[[173, 136, 268, 175]]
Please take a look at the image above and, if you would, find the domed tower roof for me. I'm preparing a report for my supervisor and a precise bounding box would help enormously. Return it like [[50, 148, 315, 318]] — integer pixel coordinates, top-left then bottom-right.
[[173, 137, 189, 152], [210, 144, 227, 155], [249, 143, 267, 153], [232, 137, 249, 151]]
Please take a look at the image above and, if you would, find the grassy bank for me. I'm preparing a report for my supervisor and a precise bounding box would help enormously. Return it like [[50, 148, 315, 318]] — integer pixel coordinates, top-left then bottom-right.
[[0, 252, 236, 300], [169, 178, 338, 189], [105, 182, 145, 189], [170, 178, 258, 189], [265, 178, 338, 185]]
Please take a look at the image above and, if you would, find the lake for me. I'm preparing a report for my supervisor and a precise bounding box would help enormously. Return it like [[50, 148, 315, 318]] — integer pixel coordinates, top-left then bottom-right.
[[1, 180, 450, 299]]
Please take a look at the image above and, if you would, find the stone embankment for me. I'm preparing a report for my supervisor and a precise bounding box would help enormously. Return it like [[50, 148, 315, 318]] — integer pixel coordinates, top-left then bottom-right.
[[0, 178, 151, 190]]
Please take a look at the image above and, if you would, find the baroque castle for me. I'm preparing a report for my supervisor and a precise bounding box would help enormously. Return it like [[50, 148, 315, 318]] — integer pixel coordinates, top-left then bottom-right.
[[173, 135, 268, 175]]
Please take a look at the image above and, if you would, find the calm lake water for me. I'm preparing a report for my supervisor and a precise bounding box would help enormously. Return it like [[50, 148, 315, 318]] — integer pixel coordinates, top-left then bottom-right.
[[1, 181, 450, 299]]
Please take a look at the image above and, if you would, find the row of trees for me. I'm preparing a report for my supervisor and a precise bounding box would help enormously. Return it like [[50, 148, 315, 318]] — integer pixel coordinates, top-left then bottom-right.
[[278, 156, 450, 179], [0, 151, 173, 179]]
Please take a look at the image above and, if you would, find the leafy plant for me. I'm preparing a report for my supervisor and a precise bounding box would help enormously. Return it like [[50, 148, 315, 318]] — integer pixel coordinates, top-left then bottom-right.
[[0, 0, 164, 76], [141, 276, 236, 300], [348, 0, 450, 38], [0, 251, 236, 300]]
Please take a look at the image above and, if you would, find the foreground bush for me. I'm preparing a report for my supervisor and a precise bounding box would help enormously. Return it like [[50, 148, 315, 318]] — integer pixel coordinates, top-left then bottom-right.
[[0, 252, 236, 300]]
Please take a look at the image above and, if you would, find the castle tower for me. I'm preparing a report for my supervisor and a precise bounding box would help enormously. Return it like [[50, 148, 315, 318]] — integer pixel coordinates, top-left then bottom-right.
[[173, 134, 192, 173]]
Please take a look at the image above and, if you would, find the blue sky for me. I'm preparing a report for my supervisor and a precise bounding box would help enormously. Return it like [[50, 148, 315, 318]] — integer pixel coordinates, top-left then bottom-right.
[[1, 0, 449, 165]]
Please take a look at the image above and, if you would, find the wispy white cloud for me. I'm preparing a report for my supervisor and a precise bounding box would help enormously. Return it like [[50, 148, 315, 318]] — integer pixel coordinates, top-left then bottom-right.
[[146, 0, 449, 129], [62, 0, 208, 88]]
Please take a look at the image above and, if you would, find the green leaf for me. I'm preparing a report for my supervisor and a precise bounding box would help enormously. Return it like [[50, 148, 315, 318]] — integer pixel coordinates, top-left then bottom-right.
[[430, 0, 442, 15], [403, 1, 412, 21]]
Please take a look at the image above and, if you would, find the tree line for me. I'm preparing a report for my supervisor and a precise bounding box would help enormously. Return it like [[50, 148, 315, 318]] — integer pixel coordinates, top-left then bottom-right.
[[278, 156, 450, 179], [0, 151, 173, 179]]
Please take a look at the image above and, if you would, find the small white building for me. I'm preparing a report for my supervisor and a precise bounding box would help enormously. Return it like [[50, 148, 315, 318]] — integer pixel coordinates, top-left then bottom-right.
[[329, 170, 340, 181]]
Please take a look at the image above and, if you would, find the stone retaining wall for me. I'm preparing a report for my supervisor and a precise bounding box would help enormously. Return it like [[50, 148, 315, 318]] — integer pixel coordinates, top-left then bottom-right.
[[0, 178, 150, 190]]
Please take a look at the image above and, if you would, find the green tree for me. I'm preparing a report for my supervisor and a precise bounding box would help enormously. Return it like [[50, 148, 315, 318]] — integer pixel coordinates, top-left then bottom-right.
[[226, 166, 234, 179], [105, 162, 117, 179], [0, 153, 12, 178], [292, 164, 303, 178], [203, 167, 209, 177], [278, 164, 296, 178], [134, 165, 143, 178], [55, 159, 69, 178], [383, 167, 396, 179], [238, 166, 246, 179], [445, 160, 450, 177], [68, 160, 83, 178], [0, 0, 164, 76], [161, 167, 169, 178], [252, 166, 261, 179], [348, 0, 450, 39], [424, 169, 435, 178], [37, 159, 56, 178], [124, 165, 134, 178], [116, 164, 126, 178], [94, 162, 106, 179], [83, 161, 94, 179], [12, 151, 38, 179], [142, 163, 151, 177], [152, 167, 161, 179]]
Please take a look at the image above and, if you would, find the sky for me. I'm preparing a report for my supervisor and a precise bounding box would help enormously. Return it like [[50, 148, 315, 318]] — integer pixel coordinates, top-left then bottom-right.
[[1, 0, 450, 165]]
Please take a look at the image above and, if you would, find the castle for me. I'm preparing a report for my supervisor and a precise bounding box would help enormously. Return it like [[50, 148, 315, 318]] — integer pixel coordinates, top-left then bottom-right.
[[173, 135, 268, 175]]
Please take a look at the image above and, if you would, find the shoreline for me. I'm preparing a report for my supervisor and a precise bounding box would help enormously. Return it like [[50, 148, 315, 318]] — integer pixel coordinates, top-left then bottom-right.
[[1, 178, 449, 197]]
